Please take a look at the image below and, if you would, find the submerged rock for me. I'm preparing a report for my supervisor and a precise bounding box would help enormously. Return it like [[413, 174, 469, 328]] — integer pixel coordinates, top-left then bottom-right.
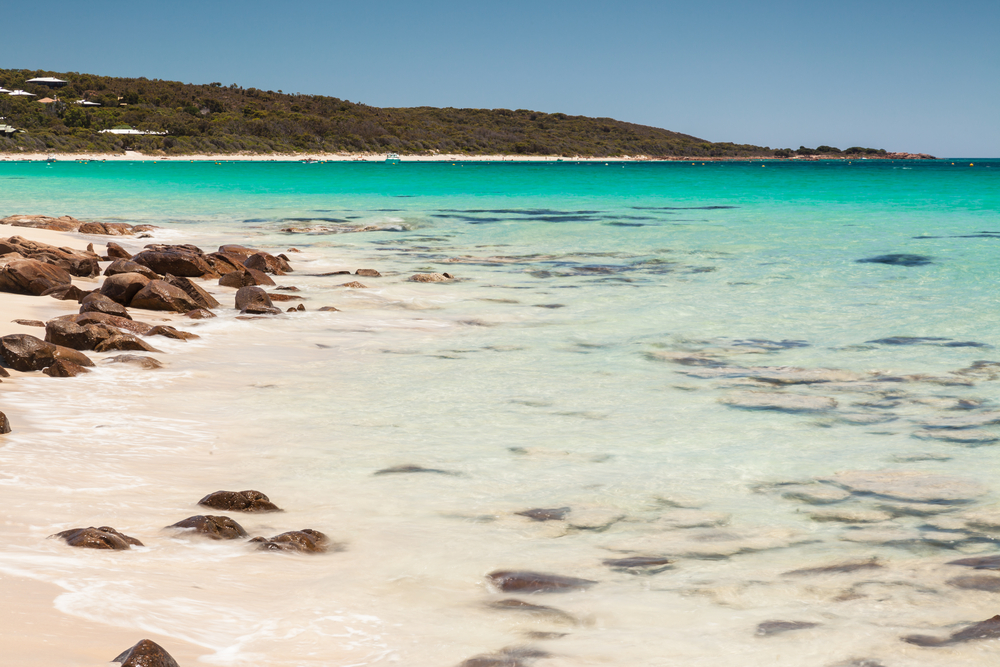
[[42, 359, 90, 377], [485, 599, 577, 624], [916, 412, 1000, 430], [198, 489, 282, 512], [857, 254, 932, 267], [52, 526, 143, 550], [457, 646, 550, 667], [112, 639, 179, 667], [946, 575, 1000, 592], [902, 614, 1000, 647], [374, 464, 457, 476], [947, 554, 1000, 570], [756, 620, 820, 636], [167, 515, 248, 540], [784, 560, 882, 576], [487, 570, 597, 593], [251, 529, 330, 553], [912, 429, 999, 445], [102, 354, 164, 370], [409, 272, 454, 282], [355, 268, 381, 277], [515, 507, 571, 522], [720, 391, 837, 413], [780, 484, 852, 505], [602, 555, 674, 574], [824, 470, 987, 504]]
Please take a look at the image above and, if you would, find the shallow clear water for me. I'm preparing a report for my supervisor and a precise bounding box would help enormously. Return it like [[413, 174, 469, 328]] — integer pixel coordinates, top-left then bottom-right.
[[2, 159, 1000, 665]]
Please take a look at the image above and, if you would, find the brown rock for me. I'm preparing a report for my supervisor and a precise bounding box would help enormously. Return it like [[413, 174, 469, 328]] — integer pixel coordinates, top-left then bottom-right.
[[244, 251, 291, 275], [81, 292, 133, 319], [251, 529, 329, 553], [757, 620, 821, 637], [339, 281, 368, 288], [185, 308, 216, 319], [286, 307, 297, 312], [218, 244, 258, 259], [205, 251, 246, 275], [12, 319, 44, 327], [106, 241, 133, 260], [409, 273, 454, 282], [130, 280, 199, 313], [516, 507, 571, 522], [0, 334, 57, 371], [0, 411, 10, 434], [0, 235, 99, 277], [318, 306, 340, 312], [355, 268, 381, 277], [112, 639, 179, 667], [147, 325, 199, 341], [374, 464, 456, 475], [163, 274, 220, 309], [132, 247, 217, 278], [52, 526, 143, 550], [44, 319, 117, 350], [104, 259, 160, 280], [95, 334, 163, 354], [40, 284, 91, 302], [0, 258, 73, 295], [267, 293, 303, 302], [235, 286, 281, 314], [167, 515, 248, 540], [457, 646, 550, 667], [487, 571, 598, 593], [43, 359, 91, 377], [52, 345, 95, 367], [1, 214, 82, 232], [100, 272, 151, 306], [274, 285, 300, 291], [102, 354, 164, 370], [198, 490, 282, 512], [73, 312, 152, 335], [219, 267, 275, 288]]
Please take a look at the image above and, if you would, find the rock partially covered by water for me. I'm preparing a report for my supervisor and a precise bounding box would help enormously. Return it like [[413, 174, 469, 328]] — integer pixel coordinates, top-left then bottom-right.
[[219, 267, 275, 288], [902, 614, 1000, 647], [235, 286, 281, 315], [602, 555, 674, 574], [163, 274, 220, 309], [485, 599, 577, 624], [409, 272, 454, 282], [356, 268, 381, 277], [0, 411, 10, 434], [251, 529, 330, 553], [52, 526, 143, 550], [823, 470, 987, 504], [857, 254, 932, 267], [374, 464, 457, 476], [784, 560, 882, 576], [457, 646, 550, 667], [245, 251, 292, 275], [720, 391, 837, 413], [95, 333, 163, 354], [947, 555, 1000, 570], [102, 354, 164, 370], [916, 412, 1000, 430], [42, 358, 91, 377], [487, 570, 597, 593], [112, 639, 180, 667], [947, 575, 1000, 592], [198, 490, 282, 512], [516, 507, 571, 522], [167, 515, 248, 540]]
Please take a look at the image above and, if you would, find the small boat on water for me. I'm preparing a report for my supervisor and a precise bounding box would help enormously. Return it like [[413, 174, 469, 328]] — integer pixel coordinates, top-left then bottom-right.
[[385, 152, 400, 164]]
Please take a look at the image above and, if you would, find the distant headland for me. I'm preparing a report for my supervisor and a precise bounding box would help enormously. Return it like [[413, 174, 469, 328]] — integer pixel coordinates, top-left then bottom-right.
[[0, 69, 934, 160]]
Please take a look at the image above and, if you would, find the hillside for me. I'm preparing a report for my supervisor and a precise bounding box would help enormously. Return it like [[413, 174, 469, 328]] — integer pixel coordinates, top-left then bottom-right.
[[0, 69, 890, 158]]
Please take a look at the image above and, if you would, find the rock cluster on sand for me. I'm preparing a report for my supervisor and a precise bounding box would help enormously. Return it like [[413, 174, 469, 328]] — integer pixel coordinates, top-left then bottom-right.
[[1, 214, 155, 236]]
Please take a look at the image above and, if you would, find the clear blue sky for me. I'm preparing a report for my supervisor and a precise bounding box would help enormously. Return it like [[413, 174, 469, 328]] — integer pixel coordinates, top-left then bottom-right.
[[2, 0, 997, 156]]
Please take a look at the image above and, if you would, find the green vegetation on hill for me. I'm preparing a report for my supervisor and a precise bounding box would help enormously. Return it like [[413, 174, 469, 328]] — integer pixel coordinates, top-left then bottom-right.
[[0, 69, 885, 158]]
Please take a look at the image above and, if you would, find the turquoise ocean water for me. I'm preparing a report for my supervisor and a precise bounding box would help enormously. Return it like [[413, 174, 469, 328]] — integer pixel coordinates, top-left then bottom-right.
[[1, 159, 999, 665]]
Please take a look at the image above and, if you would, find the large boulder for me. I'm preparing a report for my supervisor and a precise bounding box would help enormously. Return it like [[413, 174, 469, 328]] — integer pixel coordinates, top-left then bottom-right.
[[0, 334, 57, 371], [129, 280, 199, 313], [52, 345, 95, 367], [131, 246, 217, 278], [167, 515, 248, 540], [100, 272, 150, 306], [78, 221, 138, 236], [51, 526, 143, 549], [0, 236, 99, 277], [44, 319, 118, 351], [164, 274, 220, 309], [0, 258, 73, 295], [198, 490, 282, 512], [235, 286, 281, 314], [205, 251, 247, 275], [81, 292, 132, 319], [71, 311, 152, 335], [104, 259, 159, 280], [111, 639, 179, 667], [219, 267, 275, 288]]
